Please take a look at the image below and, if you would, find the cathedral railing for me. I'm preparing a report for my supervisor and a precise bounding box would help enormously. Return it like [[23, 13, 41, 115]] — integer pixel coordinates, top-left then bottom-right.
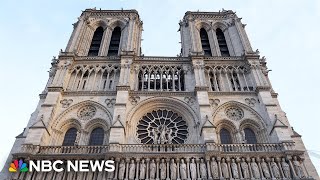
[[20, 142, 295, 155]]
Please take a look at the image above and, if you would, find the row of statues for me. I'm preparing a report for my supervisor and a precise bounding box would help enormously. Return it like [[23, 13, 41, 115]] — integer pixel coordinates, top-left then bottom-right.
[[108, 156, 305, 180]]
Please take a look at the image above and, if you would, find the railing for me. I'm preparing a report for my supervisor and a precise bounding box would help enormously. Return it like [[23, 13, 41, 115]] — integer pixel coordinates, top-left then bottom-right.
[[20, 142, 295, 155]]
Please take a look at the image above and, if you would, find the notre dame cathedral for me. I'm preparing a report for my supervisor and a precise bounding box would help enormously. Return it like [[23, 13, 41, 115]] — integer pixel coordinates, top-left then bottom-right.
[[1, 8, 319, 180]]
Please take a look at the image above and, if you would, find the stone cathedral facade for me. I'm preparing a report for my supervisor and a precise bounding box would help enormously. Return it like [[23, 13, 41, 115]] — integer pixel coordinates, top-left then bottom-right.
[[1, 8, 319, 180]]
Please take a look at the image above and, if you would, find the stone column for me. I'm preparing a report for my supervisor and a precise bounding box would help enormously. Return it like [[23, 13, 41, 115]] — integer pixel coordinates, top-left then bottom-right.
[[246, 157, 252, 179], [217, 157, 223, 179], [186, 158, 190, 180], [206, 157, 212, 180], [266, 158, 274, 179], [136, 158, 140, 180], [156, 158, 160, 180], [126, 158, 130, 180], [166, 158, 170, 180], [226, 157, 232, 179], [196, 158, 201, 180], [176, 158, 180, 180], [276, 158, 284, 179], [256, 157, 264, 179], [114, 158, 120, 180], [146, 158, 150, 180], [99, 26, 112, 56], [236, 157, 243, 179], [287, 156, 297, 179]]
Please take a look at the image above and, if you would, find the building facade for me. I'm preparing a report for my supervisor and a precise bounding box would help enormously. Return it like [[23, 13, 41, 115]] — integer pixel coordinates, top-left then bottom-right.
[[1, 8, 319, 180]]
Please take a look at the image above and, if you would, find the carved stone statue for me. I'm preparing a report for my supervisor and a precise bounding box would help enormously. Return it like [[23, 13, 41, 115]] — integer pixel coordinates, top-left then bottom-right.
[[180, 159, 187, 180], [200, 159, 207, 179], [211, 157, 219, 179], [190, 159, 197, 180], [231, 159, 239, 179], [140, 159, 146, 179], [119, 159, 126, 180], [293, 156, 305, 178], [129, 159, 136, 180], [240, 158, 249, 178], [152, 129, 158, 144], [270, 158, 280, 178], [221, 158, 229, 178], [261, 158, 271, 178], [107, 158, 114, 179], [75, 130, 81, 145], [281, 158, 291, 178], [160, 159, 166, 180], [159, 125, 167, 144], [167, 128, 173, 144], [251, 158, 260, 179], [150, 159, 156, 180], [170, 159, 177, 180]]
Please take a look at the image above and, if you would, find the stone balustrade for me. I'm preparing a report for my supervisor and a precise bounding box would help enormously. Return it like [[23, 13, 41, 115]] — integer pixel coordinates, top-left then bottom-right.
[[19, 142, 296, 155]]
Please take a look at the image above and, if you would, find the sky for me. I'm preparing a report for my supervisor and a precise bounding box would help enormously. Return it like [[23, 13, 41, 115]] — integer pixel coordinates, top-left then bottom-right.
[[0, 0, 320, 174]]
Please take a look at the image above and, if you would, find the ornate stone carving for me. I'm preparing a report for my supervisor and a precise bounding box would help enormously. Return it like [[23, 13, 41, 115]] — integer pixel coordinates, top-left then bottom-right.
[[270, 158, 280, 178], [149, 159, 156, 179], [211, 157, 219, 179], [190, 158, 197, 179], [136, 109, 188, 144], [60, 99, 73, 108], [251, 158, 260, 178], [105, 98, 116, 108], [241, 158, 250, 178], [180, 159, 187, 180], [160, 159, 166, 180], [281, 158, 291, 178], [293, 156, 305, 178], [129, 96, 140, 105], [184, 96, 196, 105], [77, 105, 96, 120], [129, 159, 135, 180], [209, 98, 220, 109], [118, 159, 126, 180], [200, 159, 207, 179], [74, 130, 81, 145], [231, 159, 239, 179], [221, 158, 229, 178], [139, 159, 146, 179], [170, 159, 177, 179], [225, 106, 243, 120], [245, 98, 256, 107], [261, 158, 271, 178]]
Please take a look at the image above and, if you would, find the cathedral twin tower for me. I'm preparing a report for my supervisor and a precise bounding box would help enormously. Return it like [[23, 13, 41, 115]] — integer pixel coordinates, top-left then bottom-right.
[[1, 8, 319, 180]]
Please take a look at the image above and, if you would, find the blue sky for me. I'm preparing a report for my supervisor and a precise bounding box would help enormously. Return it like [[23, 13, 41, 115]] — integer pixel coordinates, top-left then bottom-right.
[[0, 0, 319, 173]]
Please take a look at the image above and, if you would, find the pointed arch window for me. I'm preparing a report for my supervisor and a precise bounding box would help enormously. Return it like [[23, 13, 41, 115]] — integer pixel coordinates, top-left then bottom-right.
[[216, 28, 230, 57], [244, 128, 257, 144], [88, 27, 104, 56], [88, 127, 104, 145], [62, 128, 77, 146], [108, 27, 121, 56], [220, 128, 232, 144], [200, 28, 212, 56]]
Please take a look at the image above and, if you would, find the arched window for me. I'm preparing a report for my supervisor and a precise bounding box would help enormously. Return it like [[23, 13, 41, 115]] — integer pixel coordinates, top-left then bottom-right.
[[88, 127, 104, 145], [220, 128, 232, 144], [88, 27, 104, 56], [244, 128, 257, 144], [200, 28, 212, 56], [62, 128, 77, 146], [216, 28, 230, 57], [107, 27, 121, 56]]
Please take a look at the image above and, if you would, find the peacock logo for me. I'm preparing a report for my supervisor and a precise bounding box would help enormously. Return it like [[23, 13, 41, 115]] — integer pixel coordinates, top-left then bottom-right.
[[9, 159, 28, 173]]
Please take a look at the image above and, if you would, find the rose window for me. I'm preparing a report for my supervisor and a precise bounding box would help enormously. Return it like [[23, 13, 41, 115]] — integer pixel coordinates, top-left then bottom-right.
[[225, 106, 243, 121], [77, 105, 96, 120], [136, 109, 188, 144]]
